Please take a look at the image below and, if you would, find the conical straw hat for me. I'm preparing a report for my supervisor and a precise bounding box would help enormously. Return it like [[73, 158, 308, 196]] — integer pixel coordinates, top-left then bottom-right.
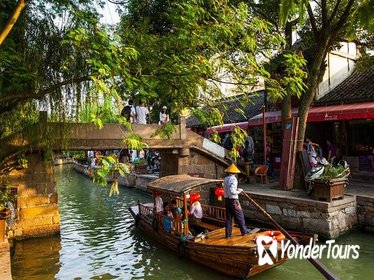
[[225, 163, 241, 174]]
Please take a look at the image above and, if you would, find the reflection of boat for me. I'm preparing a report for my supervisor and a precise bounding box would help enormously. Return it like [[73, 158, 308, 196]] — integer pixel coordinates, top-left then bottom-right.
[[129, 175, 316, 278]]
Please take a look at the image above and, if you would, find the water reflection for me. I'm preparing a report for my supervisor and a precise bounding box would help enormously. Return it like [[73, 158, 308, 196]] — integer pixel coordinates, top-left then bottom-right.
[[11, 166, 374, 279], [11, 235, 61, 280]]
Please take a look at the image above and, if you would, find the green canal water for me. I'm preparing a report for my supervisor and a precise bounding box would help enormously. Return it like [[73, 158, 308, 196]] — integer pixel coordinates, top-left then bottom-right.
[[11, 166, 374, 279]]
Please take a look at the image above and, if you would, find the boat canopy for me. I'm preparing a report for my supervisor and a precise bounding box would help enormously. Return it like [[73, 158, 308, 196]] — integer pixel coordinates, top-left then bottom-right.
[[148, 174, 222, 195]]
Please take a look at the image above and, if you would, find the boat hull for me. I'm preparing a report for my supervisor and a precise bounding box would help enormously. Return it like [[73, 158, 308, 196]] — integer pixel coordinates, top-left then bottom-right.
[[135, 213, 286, 278]]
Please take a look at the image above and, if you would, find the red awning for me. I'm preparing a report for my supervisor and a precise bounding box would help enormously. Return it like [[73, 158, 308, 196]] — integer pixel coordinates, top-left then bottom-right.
[[207, 102, 374, 133], [307, 102, 374, 122], [249, 102, 374, 125]]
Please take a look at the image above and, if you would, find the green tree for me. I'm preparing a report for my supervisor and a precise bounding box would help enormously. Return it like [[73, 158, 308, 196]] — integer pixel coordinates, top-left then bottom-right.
[[116, 0, 307, 124], [278, 0, 374, 151]]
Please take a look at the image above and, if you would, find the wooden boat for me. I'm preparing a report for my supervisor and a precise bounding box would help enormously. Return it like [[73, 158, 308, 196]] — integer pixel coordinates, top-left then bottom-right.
[[129, 174, 316, 278]]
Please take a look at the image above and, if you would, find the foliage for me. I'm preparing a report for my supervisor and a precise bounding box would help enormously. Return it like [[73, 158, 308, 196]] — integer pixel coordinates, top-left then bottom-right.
[[132, 158, 147, 165], [122, 134, 148, 151], [151, 122, 176, 140], [210, 130, 221, 144], [71, 151, 85, 160], [229, 126, 247, 160], [277, 0, 374, 151], [0, 102, 39, 138], [93, 154, 130, 196], [17, 157, 28, 169], [1, 0, 309, 149], [118, 0, 307, 125], [320, 163, 350, 180], [355, 54, 374, 72], [118, 116, 133, 132], [79, 95, 120, 125], [0, 181, 17, 208], [266, 52, 308, 100]]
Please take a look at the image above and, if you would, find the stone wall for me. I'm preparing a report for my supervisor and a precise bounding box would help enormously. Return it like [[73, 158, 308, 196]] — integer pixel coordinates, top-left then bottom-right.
[[242, 192, 357, 239], [2, 153, 60, 239], [178, 150, 226, 179], [159, 150, 179, 177], [357, 195, 374, 232]]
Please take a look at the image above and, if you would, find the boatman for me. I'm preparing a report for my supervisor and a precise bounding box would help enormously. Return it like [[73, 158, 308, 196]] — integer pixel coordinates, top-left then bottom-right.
[[223, 163, 250, 238]]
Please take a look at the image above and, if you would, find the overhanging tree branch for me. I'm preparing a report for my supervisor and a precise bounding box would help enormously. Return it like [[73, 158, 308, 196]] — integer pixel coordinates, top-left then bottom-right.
[[307, 3, 318, 38], [331, 0, 355, 36], [321, 0, 327, 26], [328, 0, 342, 24], [0, 0, 30, 45], [0, 76, 90, 103]]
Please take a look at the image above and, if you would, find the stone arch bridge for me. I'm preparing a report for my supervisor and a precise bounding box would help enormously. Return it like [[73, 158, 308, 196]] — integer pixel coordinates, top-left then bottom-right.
[[1, 113, 230, 179], [0, 113, 231, 239]]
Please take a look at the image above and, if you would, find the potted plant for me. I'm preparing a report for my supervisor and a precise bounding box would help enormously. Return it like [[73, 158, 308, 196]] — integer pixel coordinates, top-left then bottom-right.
[[311, 162, 350, 202], [133, 158, 148, 174], [0, 182, 17, 242]]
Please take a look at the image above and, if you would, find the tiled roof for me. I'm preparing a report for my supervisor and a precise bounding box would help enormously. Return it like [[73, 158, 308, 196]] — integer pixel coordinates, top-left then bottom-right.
[[186, 92, 265, 128], [315, 71, 374, 106]]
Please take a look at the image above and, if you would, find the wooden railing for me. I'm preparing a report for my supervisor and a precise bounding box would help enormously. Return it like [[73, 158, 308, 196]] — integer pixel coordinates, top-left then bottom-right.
[[139, 202, 225, 234], [201, 204, 226, 222], [139, 204, 153, 221]]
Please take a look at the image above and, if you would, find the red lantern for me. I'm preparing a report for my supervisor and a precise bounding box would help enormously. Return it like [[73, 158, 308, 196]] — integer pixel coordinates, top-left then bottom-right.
[[215, 187, 224, 201], [190, 192, 200, 202]]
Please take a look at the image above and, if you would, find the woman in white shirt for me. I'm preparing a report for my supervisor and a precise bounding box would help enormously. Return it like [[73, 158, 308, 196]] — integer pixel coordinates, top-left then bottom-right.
[[158, 106, 170, 125], [189, 200, 203, 222]]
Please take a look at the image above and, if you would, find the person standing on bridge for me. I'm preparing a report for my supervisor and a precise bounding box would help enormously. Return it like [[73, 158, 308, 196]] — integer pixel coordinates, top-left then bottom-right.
[[121, 99, 136, 123], [135, 101, 150, 124], [223, 163, 250, 238], [158, 106, 169, 125]]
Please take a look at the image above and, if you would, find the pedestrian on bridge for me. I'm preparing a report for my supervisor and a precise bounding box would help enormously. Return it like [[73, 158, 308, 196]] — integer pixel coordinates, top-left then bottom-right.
[[158, 106, 169, 125], [135, 101, 150, 124]]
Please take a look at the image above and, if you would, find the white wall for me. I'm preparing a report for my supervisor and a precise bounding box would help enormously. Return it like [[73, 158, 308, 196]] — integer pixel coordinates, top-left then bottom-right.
[[317, 42, 358, 100]]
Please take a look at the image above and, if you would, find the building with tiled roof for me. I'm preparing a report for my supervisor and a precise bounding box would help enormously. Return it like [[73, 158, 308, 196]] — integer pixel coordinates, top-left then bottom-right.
[[186, 91, 266, 129], [315, 71, 374, 105]]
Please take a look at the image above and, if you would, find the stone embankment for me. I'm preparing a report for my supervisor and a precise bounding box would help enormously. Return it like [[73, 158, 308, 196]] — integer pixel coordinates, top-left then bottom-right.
[[242, 192, 357, 239], [357, 195, 374, 232], [0, 241, 12, 280], [72, 162, 155, 193]]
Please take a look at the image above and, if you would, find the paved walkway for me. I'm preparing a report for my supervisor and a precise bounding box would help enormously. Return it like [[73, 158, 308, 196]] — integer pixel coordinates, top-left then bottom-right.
[[345, 181, 374, 197], [239, 177, 374, 199]]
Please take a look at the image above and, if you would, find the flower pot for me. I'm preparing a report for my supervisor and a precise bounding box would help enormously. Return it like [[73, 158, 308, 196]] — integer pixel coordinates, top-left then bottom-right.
[[134, 164, 148, 175], [311, 177, 347, 202]]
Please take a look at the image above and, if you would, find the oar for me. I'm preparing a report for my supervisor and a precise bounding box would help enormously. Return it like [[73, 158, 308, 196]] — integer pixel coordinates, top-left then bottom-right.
[[240, 191, 339, 280]]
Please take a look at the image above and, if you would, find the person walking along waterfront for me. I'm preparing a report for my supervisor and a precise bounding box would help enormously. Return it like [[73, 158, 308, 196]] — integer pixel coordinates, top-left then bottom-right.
[[223, 163, 249, 238], [242, 140, 254, 182]]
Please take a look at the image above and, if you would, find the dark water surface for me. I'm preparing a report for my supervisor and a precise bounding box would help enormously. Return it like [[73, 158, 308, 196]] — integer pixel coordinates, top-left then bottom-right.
[[11, 166, 374, 279]]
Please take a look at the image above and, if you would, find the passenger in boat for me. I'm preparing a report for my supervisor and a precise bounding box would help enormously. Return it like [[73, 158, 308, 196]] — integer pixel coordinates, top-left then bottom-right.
[[154, 192, 163, 213], [223, 163, 250, 238], [163, 202, 174, 219], [170, 199, 182, 220], [189, 193, 203, 223]]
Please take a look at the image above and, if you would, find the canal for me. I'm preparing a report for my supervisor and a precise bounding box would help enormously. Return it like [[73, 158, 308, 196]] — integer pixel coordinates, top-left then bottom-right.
[[11, 166, 374, 279]]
